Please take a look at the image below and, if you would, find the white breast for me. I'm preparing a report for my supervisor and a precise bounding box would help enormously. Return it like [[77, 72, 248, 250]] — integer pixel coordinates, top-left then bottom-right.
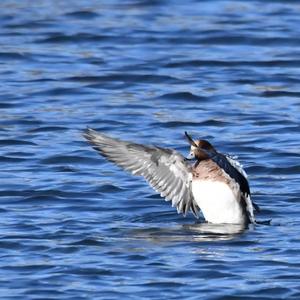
[[192, 180, 245, 224]]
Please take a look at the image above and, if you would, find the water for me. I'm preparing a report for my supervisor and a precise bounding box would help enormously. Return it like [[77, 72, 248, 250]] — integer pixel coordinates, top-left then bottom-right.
[[1, 0, 300, 299]]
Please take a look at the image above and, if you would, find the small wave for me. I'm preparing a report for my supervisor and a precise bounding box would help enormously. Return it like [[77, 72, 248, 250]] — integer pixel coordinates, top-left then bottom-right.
[[68, 238, 105, 246], [0, 139, 36, 146], [0, 156, 28, 163], [29, 126, 68, 133], [262, 90, 300, 97], [156, 92, 208, 102], [36, 33, 116, 43], [154, 119, 229, 128], [0, 52, 27, 60], [93, 184, 124, 193], [67, 73, 181, 84], [64, 10, 99, 19], [29, 87, 88, 97], [40, 155, 98, 165], [165, 59, 300, 68]]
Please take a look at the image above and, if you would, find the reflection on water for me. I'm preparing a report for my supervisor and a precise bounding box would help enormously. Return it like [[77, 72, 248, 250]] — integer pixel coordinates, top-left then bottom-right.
[[128, 222, 246, 243], [183, 222, 247, 240]]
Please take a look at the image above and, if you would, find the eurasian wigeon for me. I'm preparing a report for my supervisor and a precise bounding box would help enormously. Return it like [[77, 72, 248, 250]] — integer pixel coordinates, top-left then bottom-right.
[[84, 129, 258, 225]]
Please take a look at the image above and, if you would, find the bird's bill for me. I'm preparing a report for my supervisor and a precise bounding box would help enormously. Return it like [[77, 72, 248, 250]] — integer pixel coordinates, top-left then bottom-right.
[[184, 131, 197, 147], [185, 151, 195, 160]]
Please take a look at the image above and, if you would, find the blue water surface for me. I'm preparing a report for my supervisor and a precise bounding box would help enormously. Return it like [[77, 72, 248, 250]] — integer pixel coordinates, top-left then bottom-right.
[[1, 1, 300, 299]]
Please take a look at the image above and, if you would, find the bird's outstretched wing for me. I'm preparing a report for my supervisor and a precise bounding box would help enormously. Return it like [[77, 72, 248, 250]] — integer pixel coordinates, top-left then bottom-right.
[[83, 128, 199, 217]]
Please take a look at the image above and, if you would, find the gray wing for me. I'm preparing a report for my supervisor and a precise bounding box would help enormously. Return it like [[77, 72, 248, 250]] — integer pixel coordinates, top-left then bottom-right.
[[83, 128, 199, 217]]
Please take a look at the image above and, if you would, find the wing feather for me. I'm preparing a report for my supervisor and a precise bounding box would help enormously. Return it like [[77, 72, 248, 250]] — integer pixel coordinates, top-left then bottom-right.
[[83, 128, 199, 217]]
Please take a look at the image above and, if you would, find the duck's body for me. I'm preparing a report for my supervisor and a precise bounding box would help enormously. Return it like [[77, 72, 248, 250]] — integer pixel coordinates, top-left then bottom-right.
[[84, 129, 257, 225], [192, 159, 249, 224]]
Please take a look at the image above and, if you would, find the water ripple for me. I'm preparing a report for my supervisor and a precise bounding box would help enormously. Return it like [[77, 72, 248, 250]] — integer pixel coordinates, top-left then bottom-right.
[[1, 1, 300, 299]]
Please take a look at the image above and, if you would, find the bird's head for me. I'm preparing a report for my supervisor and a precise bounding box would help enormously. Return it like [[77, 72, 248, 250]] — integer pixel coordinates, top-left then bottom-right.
[[184, 131, 216, 160]]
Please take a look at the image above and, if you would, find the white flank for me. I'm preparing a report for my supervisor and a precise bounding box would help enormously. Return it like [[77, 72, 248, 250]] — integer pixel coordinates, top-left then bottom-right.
[[192, 180, 245, 224]]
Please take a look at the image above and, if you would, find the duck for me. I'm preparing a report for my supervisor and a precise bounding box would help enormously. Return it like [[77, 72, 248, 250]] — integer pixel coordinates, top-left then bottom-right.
[[83, 128, 258, 225]]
